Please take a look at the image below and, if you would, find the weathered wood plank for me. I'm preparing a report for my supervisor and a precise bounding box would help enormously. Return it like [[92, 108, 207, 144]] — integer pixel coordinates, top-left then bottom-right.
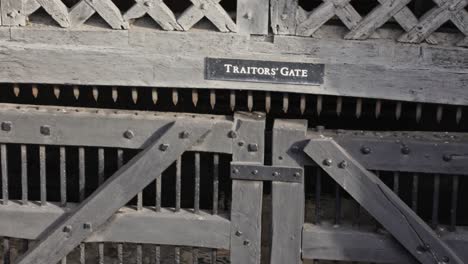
[[0, 104, 233, 154], [178, 0, 236, 32], [271, 119, 308, 264], [230, 112, 265, 264], [84, 0, 128, 29], [68, 0, 95, 27], [36, 0, 71, 27], [124, 0, 182, 31], [0, 202, 230, 249], [237, 0, 269, 35], [16, 120, 212, 264], [304, 138, 463, 264], [270, 0, 298, 35], [1, 0, 25, 26], [0, 29, 467, 105]]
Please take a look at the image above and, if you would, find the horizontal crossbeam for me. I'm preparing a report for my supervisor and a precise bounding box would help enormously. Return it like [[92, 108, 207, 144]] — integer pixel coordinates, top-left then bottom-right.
[[0, 202, 230, 249], [304, 137, 462, 263], [230, 162, 303, 183], [0, 104, 233, 154], [302, 223, 468, 263], [16, 120, 213, 264]]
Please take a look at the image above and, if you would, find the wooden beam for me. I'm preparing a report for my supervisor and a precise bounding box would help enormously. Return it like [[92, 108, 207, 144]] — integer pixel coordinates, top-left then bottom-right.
[[237, 0, 269, 35], [302, 223, 468, 263], [0, 202, 230, 249], [0, 26, 467, 105], [304, 137, 463, 264], [16, 120, 213, 264], [0, 104, 233, 154]]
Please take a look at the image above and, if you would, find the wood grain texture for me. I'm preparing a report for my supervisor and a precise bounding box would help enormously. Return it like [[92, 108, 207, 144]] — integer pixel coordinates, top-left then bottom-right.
[[230, 112, 265, 264], [0, 203, 230, 249], [270, 0, 298, 35], [237, 0, 269, 34], [270, 119, 308, 264]]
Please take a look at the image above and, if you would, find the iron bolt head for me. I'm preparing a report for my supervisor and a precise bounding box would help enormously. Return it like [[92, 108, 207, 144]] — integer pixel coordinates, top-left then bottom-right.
[[143, 1, 153, 7], [248, 143, 259, 152], [228, 131, 237, 139], [232, 168, 239, 174], [40, 125, 51, 136], [179, 131, 190, 139], [63, 225, 72, 233], [244, 12, 252, 20], [159, 144, 169, 151], [200, 3, 206, 10], [281, 14, 288, 20], [442, 256, 450, 263], [360, 146, 371, 155], [83, 223, 92, 230], [401, 146, 411, 155], [272, 172, 279, 177], [235, 231, 242, 236], [338, 161, 348, 169], [123, 130, 134, 139], [1, 122, 12, 132], [238, 141, 245, 147], [294, 172, 301, 177], [243, 240, 250, 246], [323, 159, 333, 166], [443, 154, 452, 162], [252, 170, 259, 175]]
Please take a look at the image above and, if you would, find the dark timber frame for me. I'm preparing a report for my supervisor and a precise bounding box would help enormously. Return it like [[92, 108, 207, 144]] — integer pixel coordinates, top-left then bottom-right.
[[271, 119, 468, 263]]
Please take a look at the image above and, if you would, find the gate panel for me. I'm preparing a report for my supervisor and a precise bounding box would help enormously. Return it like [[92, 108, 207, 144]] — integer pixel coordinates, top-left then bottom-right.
[[0, 104, 265, 264], [271, 119, 468, 263]]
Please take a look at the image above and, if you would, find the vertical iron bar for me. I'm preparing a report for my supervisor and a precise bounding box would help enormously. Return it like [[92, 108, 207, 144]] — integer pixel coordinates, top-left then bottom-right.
[[212, 249, 217, 264], [60, 147, 67, 207], [432, 174, 440, 228], [175, 247, 180, 264], [412, 173, 419, 212], [1, 144, 8, 205], [176, 157, 181, 212], [117, 149, 123, 264], [21, 145, 28, 205], [137, 244, 143, 264], [451, 175, 459, 231], [315, 167, 321, 225], [334, 184, 341, 226], [194, 153, 200, 214], [193, 248, 199, 264], [40, 146, 46, 205], [61, 257, 67, 264], [98, 148, 104, 264], [212, 154, 219, 215], [79, 148, 85, 202], [79, 244, 85, 264], [393, 172, 399, 195], [155, 245, 161, 264], [3, 237, 10, 264]]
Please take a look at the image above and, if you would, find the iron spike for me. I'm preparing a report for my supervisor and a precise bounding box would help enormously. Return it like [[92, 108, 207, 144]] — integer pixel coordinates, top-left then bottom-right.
[[283, 93, 289, 113], [53, 86, 61, 99], [375, 100, 382, 119], [192, 89, 198, 107], [230, 90, 236, 111], [32, 84, 38, 99], [210, 89, 216, 110], [416, 103, 422, 123], [395, 102, 402, 120], [317, 95, 323, 117], [355, 98, 362, 119], [73, 86, 80, 100], [152, 88, 158, 105], [456, 106, 462, 124], [336, 96, 342, 117], [112, 87, 118, 103], [172, 89, 178, 106], [132, 88, 138, 104], [300, 94, 306, 115], [13, 84, 20, 97], [92, 86, 99, 102], [247, 91, 253, 112], [436, 105, 443, 123], [265, 92, 271, 113]]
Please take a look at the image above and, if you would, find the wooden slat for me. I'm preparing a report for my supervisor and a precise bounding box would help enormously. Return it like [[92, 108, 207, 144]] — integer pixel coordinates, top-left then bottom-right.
[[68, 0, 95, 27], [230, 112, 265, 264], [237, 0, 269, 34], [271, 119, 308, 264], [16, 120, 213, 264], [304, 138, 463, 264], [84, 0, 128, 29], [270, 0, 298, 35], [302, 224, 468, 263], [35, 0, 70, 27], [0, 203, 230, 249], [0, 104, 233, 154], [1, 0, 25, 26], [124, 0, 182, 31], [178, 0, 236, 32]]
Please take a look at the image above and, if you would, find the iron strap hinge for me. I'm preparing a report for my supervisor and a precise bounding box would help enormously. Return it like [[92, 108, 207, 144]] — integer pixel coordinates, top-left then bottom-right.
[[230, 162, 303, 183]]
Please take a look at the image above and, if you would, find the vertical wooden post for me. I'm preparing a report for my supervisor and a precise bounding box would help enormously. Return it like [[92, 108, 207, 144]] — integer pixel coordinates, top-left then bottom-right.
[[270, 0, 298, 35], [271, 119, 308, 264], [237, 0, 269, 35], [1, 0, 26, 26], [230, 112, 265, 264]]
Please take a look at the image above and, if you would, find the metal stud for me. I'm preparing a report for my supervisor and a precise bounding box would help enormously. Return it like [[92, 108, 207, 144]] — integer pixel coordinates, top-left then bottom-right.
[[361, 146, 371, 155], [159, 144, 169, 151], [338, 161, 348, 169], [235, 231, 242, 236], [251, 170, 259, 175], [228, 131, 238, 139], [248, 143, 259, 152], [179, 131, 190, 139], [123, 130, 134, 139], [401, 146, 411, 155], [40, 125, 51, 136], [1, 122, 12, 132], [62, 226, 72, 233], [83, 223, 92, 230], [323, 159, 333, 166]]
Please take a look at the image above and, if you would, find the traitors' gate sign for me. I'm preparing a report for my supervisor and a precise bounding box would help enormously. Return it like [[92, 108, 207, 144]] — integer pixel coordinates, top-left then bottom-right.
[[205, 58, 324, 85]]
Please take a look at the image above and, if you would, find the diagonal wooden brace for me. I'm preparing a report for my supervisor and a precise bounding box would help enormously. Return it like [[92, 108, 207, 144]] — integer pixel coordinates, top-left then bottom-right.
[[303, 137, 462, 264], [15, 120, 213, 264]]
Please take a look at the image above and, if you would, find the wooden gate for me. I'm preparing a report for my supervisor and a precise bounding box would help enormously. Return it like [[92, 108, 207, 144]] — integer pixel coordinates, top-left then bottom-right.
[[271, 119, 468, 263], [0, 105, 266, 264]]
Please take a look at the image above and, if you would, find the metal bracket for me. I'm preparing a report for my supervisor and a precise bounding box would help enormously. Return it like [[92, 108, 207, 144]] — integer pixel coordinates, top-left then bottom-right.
[[230, 162, 303, 183]]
